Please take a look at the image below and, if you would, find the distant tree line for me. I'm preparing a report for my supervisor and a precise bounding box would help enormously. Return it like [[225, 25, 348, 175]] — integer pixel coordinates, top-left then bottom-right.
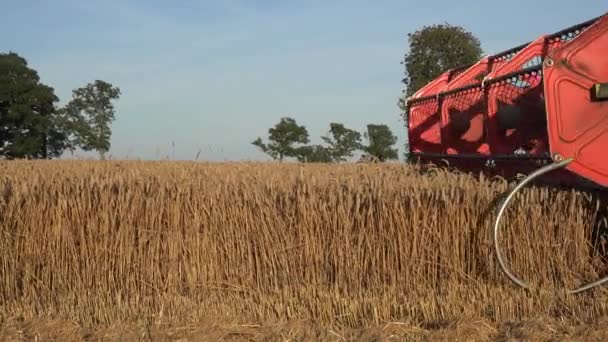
[[3, 21, 482, 163], [0, 52, 121, 160], [252, 117, 398, 163], [253, 24, 485, 164]]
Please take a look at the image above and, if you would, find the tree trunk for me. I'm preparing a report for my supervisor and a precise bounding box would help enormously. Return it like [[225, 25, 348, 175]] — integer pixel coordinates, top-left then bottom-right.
[[41, 133, 48, 159]]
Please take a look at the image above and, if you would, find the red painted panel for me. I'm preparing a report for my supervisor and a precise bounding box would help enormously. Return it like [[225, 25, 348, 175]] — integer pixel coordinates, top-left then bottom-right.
[[555, 78, 605, 142], [440, 88, 489, 155], [486, 70, 549, 156], [577, 129, 608, 180], [408, 98, 442, 154], [491, 54, 516, 71], [488, 36, 547, 78], [410, 68, 466, 99], [544, 15, 608, 187]]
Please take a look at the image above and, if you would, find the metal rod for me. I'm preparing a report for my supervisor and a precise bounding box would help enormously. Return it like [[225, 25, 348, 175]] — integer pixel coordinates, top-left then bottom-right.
[[408, 66, 543, 104], [547, 14, 603, 40], [410, 151, 552, 161]]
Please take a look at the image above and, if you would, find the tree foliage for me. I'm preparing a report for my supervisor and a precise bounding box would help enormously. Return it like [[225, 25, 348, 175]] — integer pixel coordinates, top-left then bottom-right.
[[362, 124, 398, 162], [254, 119, 399, 163], [321, 122, 362, 162], [63, 80, 121, 159], [252, 117, 309, 161], [0, 52, 67, 159], [295, 144, 333, 163], [0, 52, 121, 160], [400, 23, 483, 100]]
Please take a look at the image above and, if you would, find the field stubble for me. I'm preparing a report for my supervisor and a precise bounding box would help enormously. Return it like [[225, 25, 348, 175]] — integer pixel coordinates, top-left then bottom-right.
[[1, 160, 607, 340]]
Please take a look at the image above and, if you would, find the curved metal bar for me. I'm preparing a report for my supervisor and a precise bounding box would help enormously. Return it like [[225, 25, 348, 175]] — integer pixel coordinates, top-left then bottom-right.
[[569, 267, 608, 294], [494, 157, 608, 293], [493, 157, 576, 290]]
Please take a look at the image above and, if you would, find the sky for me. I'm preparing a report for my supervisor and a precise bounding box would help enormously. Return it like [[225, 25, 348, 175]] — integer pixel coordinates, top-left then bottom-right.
[[2, 0, 606, 161]]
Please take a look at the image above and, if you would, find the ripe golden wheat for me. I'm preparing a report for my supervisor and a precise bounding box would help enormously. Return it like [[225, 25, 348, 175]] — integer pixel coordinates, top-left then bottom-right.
[[0, 160, 607, 329]]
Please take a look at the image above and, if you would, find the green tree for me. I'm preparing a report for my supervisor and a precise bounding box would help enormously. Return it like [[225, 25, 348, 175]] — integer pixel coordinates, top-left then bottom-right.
[[53, 104, 87, 155], [362, 124, 398, 162], [400, 23, 483, 100], [252, 117, 309, 161], [320, 122, 362, 162], [63, 80, 121, 159], [0, 52, 68, 159], [294, 144, 333, 163]]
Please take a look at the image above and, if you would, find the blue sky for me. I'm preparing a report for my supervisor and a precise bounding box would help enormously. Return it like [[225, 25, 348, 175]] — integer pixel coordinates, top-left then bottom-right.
[[2, 1, 605, 161]]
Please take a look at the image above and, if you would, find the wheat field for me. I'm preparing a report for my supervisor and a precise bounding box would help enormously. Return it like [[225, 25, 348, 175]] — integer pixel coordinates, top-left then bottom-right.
[[1, 160, 607, 340]]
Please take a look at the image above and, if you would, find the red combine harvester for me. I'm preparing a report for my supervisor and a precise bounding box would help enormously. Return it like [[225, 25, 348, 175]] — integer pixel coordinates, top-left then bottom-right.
[[404, 13, 608, 293]]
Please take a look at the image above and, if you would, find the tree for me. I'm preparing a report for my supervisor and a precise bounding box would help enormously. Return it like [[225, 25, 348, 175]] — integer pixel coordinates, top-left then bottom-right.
[[0, 52, 68, 159], [400, 23, 483, 100], [294, 144, 333, 163], [362, 124, 398, 162], [52, 103, 87, 155], [63, 80, 121, 159], [320, 122, 362, 162], [252, 117, 309, 161]]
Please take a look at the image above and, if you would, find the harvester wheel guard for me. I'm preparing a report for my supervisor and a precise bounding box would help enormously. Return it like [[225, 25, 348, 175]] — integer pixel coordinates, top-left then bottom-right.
[[494, 157, 608, 294]]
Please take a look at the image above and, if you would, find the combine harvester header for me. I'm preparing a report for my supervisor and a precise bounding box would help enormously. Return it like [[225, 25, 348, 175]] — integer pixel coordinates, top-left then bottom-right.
[[405, 13, 608, 293], [406, 12, 608, 188]]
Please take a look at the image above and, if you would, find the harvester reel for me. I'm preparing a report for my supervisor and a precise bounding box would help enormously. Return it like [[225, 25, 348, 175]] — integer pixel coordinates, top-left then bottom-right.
[[493, 157, 608, 294]]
